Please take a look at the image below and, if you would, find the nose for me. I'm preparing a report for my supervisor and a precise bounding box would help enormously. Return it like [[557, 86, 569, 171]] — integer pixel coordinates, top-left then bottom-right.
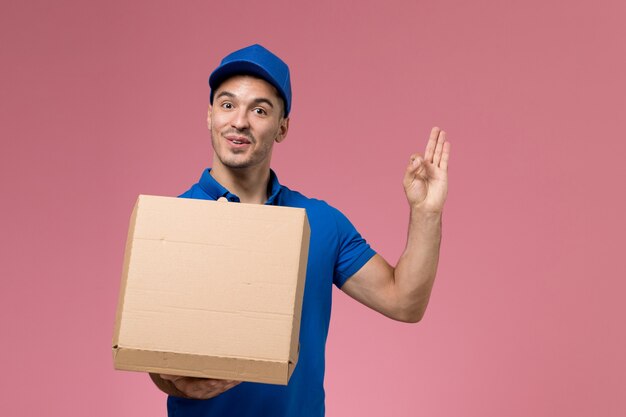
[[231, 108, 250, 131]]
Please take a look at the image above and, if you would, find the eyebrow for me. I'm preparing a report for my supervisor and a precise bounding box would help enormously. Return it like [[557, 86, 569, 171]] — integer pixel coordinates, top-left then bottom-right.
[[215, 91, 235, 100], [215, 91, 275, 108], [252, 98, 274, 108]]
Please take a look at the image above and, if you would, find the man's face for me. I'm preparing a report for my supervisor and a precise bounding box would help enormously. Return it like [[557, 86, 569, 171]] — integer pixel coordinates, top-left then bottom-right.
[[208, 75, 289, 172]]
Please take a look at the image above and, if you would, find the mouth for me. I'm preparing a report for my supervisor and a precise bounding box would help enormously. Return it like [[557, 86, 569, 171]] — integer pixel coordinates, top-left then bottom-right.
[[224, 135, 252, 146]]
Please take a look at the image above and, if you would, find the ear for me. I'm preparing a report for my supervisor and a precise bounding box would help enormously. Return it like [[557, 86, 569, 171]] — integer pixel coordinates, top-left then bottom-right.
[[275, 117, 290, 143], [206, 105, 212, 131]]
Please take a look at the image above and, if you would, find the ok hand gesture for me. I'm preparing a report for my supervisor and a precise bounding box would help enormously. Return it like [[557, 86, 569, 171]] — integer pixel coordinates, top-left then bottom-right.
[[403, 127, 451, 214]]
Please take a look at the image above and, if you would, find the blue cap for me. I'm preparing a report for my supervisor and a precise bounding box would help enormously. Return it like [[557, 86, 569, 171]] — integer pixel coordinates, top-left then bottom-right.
[[209, 44, 292, 116]]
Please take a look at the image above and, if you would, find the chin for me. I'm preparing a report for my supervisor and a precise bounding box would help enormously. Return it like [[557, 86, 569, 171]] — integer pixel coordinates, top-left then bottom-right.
[[219, 157, 255, 170]]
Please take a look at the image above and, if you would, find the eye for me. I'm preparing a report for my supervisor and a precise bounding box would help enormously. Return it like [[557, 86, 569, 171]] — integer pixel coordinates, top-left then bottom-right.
[[221, 102, 233, 109], [253, 108, 267, 116]]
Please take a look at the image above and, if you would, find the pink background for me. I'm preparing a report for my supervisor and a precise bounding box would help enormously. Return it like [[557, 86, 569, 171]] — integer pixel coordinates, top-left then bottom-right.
[[1, 0, 625, 416]]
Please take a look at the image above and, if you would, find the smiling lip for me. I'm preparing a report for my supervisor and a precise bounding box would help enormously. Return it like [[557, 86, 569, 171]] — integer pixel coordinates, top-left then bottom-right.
[[224, 135, 252, 146]]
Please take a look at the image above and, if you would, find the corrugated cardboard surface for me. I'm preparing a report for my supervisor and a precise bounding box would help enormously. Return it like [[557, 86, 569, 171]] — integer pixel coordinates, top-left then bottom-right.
[[113, 195, 310, 385]]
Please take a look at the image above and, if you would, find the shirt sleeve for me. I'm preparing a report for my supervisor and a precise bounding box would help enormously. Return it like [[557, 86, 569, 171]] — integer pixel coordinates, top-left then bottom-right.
[[330, 206, 377, 288]]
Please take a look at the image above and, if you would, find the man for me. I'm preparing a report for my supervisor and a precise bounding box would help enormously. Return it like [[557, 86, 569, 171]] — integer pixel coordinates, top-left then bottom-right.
[[149, 44, 451, 416]]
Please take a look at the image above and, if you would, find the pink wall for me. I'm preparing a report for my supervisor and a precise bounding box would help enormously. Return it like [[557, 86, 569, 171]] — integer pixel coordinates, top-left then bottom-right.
[[1, 0, 624, 416]]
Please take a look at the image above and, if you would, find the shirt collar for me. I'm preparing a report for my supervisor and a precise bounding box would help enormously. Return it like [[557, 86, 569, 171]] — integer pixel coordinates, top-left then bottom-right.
[[197, 168, 282, 205]]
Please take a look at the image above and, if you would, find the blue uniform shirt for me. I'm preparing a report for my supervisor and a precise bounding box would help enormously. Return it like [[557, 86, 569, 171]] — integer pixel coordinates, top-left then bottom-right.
[[169, 168, 376, 417]]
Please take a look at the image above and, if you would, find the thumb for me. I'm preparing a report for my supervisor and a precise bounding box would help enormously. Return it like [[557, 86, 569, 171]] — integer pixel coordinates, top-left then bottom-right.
[[404, 155, 424, 183], [411, 156, 423, 170]]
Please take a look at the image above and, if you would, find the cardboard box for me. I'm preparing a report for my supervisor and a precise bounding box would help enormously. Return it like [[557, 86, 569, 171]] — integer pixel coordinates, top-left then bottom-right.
[[112, 195, 310, 385]]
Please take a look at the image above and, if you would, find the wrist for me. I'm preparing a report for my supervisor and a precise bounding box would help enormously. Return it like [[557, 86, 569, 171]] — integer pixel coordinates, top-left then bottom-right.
[[410, 206, 443, 220]]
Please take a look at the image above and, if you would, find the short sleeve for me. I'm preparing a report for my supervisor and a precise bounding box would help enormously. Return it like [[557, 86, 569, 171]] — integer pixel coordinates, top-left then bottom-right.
[[331, 207, 376, 288]]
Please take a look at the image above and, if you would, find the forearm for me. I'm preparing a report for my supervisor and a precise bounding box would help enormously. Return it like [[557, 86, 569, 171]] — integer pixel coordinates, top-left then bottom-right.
[[393, 209, 442, 322]]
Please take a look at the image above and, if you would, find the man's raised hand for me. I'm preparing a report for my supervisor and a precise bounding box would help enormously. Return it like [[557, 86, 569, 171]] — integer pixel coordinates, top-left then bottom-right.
[[403, 127, 451, 214]]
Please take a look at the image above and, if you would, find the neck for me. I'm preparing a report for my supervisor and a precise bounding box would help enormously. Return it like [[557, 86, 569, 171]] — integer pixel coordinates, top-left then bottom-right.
[[210, 163, 271, 204]]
